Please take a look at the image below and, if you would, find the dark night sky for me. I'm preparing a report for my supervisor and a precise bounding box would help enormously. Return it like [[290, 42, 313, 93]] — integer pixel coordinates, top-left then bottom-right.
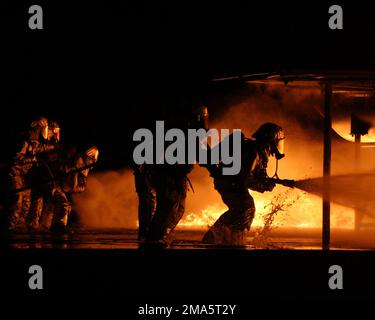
[[1, 1, 375, 168]]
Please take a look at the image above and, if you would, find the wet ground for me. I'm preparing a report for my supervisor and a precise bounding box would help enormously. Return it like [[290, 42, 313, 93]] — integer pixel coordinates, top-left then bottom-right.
[[2, 228, 374, 250], [1, 228, 375, 300]]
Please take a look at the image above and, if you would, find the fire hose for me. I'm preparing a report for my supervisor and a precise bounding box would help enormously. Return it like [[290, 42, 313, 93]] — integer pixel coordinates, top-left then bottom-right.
[[10, 163, 97, 194]]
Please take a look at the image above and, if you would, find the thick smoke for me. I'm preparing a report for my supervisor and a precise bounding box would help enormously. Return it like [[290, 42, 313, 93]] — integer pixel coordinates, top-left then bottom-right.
[[74, 83, 375, 238], [73, 170, 138, 229]]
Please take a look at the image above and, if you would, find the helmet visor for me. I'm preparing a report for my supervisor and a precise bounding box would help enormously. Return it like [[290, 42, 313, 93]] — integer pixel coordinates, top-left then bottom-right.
[[272, 137, 285, 160], [41, 126, 49, 140], [199, 106, 209, 130], [53, 128, 60, 142], [85, 147, 99, 164], [277, 138, 285, 156]]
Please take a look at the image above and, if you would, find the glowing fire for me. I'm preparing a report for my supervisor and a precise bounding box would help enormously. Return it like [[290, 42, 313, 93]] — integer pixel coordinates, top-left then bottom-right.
[[177, 204, 226, 229], [178, 187, 355, 230]]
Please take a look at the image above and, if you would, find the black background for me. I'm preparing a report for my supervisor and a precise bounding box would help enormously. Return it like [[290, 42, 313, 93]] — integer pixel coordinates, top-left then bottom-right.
[[1, 249, 374, 313], [1, 1, 375, 311], [2, 1, 375, 168]]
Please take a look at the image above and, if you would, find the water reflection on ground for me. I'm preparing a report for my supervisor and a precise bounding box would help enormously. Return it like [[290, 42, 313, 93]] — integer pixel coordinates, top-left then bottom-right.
[[1, 228, 374, 250]]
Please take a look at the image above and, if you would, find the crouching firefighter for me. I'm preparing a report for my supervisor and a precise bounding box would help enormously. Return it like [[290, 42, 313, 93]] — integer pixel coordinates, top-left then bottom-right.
[[26, 143, 99, 233], [0, 117, 53, 232], [49, 145, 99, 232], [202, 122, 286, 246]]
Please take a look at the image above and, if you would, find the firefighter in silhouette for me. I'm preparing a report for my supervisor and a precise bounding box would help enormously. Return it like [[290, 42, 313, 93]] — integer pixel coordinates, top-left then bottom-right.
[[54, 144, 99, 231], [0, 117, 53, 232], [135, 96, 209, 247], [26, 119, 98, 232], [202, 122, 285, 246], [37, 143, 99, 233]]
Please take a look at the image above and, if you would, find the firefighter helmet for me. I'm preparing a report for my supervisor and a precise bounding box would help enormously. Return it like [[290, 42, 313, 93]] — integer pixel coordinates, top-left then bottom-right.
[[192, 102, 209, 130], [252, 122, 285, 159], [30, 117, 49, 140], [83, 145, 99, 165], [185, 99, 209, 130], [48, 120, 61, 142]]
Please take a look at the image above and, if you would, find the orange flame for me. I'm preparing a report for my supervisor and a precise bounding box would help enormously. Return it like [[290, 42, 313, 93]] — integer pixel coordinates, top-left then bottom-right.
[[178, 186, 355, 230]]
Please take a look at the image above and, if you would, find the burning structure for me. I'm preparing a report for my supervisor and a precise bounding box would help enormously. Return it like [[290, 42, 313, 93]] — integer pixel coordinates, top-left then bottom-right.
[[72, 70, 375, 250]]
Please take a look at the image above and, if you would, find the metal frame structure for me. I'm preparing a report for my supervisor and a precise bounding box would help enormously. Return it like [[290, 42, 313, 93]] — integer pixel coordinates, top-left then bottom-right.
[[213, 70, 375, 249]]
